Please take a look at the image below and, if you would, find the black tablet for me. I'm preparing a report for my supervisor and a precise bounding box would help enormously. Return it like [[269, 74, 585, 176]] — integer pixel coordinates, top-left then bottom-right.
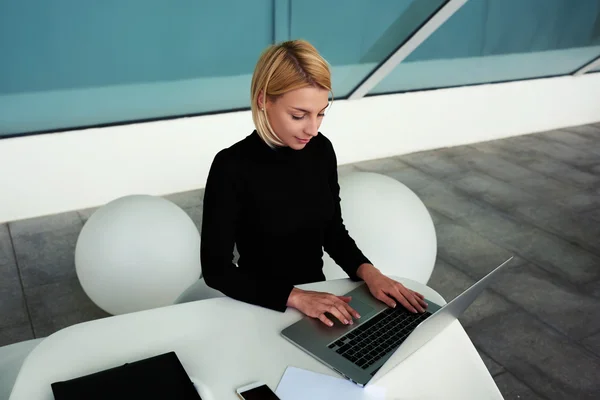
[[51, 351, 201, 400]]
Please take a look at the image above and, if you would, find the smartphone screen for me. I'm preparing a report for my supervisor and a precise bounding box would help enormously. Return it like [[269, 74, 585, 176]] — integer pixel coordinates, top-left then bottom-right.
[[239, 384, 280, 400]]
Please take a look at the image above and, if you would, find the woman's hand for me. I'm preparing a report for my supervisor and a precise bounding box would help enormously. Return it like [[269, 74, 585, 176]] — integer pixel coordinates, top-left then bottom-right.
[[287, 288, 361, 327], [357, 263, 428, 313]]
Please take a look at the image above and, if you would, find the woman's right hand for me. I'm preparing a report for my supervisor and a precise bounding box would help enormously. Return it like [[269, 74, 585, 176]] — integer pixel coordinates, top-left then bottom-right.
[[286, 288, 361, 327]]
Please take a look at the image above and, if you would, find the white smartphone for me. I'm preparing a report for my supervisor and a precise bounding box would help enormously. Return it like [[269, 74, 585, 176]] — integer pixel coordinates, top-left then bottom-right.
[[236, 381, 281, 400]]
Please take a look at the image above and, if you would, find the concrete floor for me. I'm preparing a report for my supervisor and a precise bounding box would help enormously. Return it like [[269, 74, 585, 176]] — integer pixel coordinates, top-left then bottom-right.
[[1, 123, 600, 399]]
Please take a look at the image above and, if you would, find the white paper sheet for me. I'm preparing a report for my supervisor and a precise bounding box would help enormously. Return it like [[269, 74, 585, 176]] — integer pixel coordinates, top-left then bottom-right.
[[275, 366, 387, 400]]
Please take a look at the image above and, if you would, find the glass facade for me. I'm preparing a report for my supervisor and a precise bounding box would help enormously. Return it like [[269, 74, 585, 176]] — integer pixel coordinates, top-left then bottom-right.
[[0, 0, 599, 138], [289, 0, 447, 97], [0, 1, 274, 136], [372, 0, 600, 94]]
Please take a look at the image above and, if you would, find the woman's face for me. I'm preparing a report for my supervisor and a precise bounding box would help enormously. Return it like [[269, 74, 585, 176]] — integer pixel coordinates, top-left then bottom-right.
[[263, 86, 330, 150]]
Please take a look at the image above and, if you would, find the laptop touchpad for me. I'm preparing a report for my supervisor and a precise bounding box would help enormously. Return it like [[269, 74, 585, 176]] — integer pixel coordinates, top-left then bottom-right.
[[348, 298, 376, 319]]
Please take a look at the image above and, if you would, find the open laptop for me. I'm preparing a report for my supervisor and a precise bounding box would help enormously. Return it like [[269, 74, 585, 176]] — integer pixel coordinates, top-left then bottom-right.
[[281, 256, 514, 387]]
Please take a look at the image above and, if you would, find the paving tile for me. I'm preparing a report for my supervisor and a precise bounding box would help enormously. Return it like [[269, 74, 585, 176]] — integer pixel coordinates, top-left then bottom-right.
[[8, 211, 81, 236], [0, 324, 34, 347], [0, 285, 29, 329], [353, 157, 407, 173], [472, 140, 545, 165], [478, 349, 505, 377], [163, 189, 204, 209], [468, 310, 600, 399], [397, 150, 468, 178], [386, 165, 440, 193], [470, 140, 600, 189], [523, 158, 600, 188], [419, 182, 540, 247], [183, 205, 203, 235], [444, 147, 580, 198], [581, 331, 600, 357], [562, 124, 600, 138], [499, 228, 600, 285], [427, 208, 450, 226], [337, 164, 360, 176], [10, 212, 82, 288], [493, 372, 546, 400], [582, 279, 600, 298], [433, 221, 521, 279], [535, 129, 598, 150], [556, 189, 600, 213], [0, 224, 19, 290], [513, 203, 600, 256], [419, 181, 600, 284], [427, 259, 514, 327], [489, 262, 600, 340], [503, 135, 600, 167], [449, 171, 539, 211], [25, 278, 110, 338]]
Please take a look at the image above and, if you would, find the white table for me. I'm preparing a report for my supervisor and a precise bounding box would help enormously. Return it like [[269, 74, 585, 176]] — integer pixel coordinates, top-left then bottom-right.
[[10, 277, 503, 400]]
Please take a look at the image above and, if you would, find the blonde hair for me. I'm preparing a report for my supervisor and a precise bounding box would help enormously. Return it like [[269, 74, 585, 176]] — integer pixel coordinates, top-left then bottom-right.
[[250, 39, 332, 148]]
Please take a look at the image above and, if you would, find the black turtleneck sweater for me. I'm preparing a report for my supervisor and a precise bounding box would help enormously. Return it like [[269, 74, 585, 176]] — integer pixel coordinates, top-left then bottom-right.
[[200, 131, 371, 312]]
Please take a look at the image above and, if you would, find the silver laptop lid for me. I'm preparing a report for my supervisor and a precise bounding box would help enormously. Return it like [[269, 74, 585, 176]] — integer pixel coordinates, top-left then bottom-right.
[[368, 256, 514, 386]]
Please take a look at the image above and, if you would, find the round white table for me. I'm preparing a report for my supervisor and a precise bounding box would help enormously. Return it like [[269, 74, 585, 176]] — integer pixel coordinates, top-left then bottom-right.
[[10, 277, 503, 400]]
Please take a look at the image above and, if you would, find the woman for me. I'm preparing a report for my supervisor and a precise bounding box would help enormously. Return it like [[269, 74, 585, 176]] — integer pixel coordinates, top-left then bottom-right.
[[201, 39, 427, 327]]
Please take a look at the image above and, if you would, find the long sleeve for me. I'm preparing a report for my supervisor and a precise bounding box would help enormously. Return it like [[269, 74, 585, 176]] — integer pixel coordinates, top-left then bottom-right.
[[322, 140, 371, 281], [200, 150, 294, 312]]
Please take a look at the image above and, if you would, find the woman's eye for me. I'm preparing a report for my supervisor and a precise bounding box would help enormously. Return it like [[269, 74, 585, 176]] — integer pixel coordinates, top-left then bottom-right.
[[318, 113, 325, 117], [292, 115, 304, 120]]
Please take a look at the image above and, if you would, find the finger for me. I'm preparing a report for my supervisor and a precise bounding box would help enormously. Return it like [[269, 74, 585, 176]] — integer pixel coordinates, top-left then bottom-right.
[[412, 290, 425, 300], [388, 286, 418, 313], [411, 290, 429, 308], [397, 286, 425, 313], [342, 301, 361, 319], [337, 296, 352, 303], [375, 291, 398, 309], [318, 313, 334, 327], [414, 293, 428, 309], [328, 304, 351, 325], [333, 301, 355, 325]]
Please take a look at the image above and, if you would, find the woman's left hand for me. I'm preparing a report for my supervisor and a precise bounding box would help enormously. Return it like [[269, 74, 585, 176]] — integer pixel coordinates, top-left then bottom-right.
[[357, 264, 428, 313]]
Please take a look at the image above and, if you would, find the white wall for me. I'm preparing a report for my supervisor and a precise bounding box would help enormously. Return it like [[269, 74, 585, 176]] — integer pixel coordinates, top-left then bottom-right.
[[1, 73, 599, 223]]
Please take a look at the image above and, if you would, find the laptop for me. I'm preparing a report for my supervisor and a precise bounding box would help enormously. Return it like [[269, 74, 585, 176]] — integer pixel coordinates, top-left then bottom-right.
[[281, 256, 514, 387]]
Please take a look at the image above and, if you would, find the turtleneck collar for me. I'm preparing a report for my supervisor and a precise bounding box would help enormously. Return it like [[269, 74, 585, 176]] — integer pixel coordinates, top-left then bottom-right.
[[249, 130, 310, 162]]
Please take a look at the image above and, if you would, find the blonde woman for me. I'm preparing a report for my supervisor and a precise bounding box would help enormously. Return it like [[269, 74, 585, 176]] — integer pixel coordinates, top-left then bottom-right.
[[201, 40, 427, 327]]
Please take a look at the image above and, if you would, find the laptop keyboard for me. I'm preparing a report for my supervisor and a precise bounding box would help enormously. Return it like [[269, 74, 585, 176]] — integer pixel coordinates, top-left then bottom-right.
[[327, 306, 432, 371]]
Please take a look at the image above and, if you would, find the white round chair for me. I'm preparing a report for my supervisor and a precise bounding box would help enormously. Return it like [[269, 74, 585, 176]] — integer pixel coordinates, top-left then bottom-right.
[[322, 171, 437, 284], [75, 195, 202, 315]]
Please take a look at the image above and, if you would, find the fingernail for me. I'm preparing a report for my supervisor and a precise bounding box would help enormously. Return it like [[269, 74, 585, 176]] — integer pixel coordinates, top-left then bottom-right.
[[392, 303, 396, 308], [344, 320, 349, 325], [328, 321, 333, 326], [349, 320, 354, 325], [356, 314, 361, 319]]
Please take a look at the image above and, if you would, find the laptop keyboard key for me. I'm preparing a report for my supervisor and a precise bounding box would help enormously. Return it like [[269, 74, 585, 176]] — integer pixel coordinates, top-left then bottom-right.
[[338, 344, 352, 353]]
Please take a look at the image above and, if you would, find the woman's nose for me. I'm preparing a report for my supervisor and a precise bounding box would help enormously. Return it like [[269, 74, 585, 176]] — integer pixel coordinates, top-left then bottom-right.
[[305, 118, 319, 136]]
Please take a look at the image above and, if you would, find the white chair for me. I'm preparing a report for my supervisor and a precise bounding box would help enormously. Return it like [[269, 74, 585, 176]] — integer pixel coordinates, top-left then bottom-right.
[[75, 195, 202, 315], [0, 338, 45, 400], [323, 171, 437, 284]]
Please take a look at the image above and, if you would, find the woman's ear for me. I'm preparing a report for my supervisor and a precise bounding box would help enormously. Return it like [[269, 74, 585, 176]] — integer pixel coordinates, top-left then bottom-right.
[[257, 90, 265, 110]]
